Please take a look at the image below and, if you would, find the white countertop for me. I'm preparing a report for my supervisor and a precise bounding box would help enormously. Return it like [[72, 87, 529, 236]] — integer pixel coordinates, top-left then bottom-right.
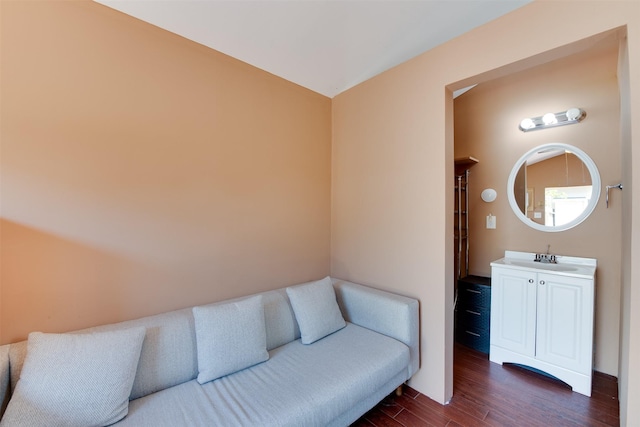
[[490, 250, 596, 279]]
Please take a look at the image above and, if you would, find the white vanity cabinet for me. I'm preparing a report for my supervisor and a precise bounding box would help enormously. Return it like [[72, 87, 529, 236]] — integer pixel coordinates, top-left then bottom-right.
[[489, 251, 596, 397]]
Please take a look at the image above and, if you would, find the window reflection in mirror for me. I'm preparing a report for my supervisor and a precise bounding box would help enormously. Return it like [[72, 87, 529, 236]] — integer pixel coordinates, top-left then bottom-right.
[[516, 150, 592, 226], [545, 185, 592, 226]]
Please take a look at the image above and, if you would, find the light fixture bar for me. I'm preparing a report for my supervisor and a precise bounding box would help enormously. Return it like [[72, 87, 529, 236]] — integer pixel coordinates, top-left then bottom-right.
[[519, 108, 586, 132]]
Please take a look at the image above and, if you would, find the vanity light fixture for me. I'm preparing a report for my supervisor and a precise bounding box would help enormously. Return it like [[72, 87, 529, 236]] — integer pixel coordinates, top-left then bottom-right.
[[519, 107, 586, 132]]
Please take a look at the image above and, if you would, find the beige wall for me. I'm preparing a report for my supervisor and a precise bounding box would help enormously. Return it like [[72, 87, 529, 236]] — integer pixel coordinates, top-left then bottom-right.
[[0, 1, 332, 344], [454, 44, 621, 375], [332, 2, 640, 423]]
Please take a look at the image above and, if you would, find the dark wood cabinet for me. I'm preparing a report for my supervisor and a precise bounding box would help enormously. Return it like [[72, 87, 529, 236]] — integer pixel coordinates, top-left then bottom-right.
[[455, 275, 491, 354]]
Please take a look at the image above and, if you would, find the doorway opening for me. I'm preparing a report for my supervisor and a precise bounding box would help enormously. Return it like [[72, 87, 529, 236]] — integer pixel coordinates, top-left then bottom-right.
[[450, 29, 624, 403]]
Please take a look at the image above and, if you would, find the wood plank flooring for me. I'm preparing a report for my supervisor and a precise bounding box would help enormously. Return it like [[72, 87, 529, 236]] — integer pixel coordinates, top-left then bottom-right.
[[353, 343, 619, 427]]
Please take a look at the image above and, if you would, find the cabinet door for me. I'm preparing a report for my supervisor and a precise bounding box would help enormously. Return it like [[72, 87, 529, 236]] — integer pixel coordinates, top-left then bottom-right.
[[536, 273, 594, 374], [490, 267, 537, 356]]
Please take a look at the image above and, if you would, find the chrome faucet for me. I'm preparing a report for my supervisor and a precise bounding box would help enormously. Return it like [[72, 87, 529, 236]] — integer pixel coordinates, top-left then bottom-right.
[[534, 245, 557, 263]]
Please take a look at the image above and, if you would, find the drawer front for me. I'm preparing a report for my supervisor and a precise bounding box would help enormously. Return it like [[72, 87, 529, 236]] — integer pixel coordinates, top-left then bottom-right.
[[457, 306, 491, 331], [458, 282, 491, 308], [456, 326, 490, 354]]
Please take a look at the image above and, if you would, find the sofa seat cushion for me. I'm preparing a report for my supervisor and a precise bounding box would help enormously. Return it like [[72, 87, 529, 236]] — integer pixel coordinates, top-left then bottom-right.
[[116, 323, 409, 426]]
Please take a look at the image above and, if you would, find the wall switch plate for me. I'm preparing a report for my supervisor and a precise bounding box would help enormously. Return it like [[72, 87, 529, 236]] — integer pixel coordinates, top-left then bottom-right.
[[534, 212, 542, 219], [486, 214, 496, 229]]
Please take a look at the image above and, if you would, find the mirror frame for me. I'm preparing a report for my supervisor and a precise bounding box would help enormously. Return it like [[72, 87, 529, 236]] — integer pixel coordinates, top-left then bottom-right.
[[507, 143, 601, 232]]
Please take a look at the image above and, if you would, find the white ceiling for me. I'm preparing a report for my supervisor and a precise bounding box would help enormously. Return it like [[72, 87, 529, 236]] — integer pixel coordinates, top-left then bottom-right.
[[94, 0, 531, 98]]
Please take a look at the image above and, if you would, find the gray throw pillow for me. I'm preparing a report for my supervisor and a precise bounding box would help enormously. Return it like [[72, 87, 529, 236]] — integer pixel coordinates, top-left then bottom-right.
[[286, 276, 346, 344], [193, 295, 269, 384], [0, 327, 146, 427]]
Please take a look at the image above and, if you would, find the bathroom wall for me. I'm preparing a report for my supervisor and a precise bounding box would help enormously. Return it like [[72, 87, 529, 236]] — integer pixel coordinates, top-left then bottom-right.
[[454, 41, 621, 375], [0, 1, 332, 344]]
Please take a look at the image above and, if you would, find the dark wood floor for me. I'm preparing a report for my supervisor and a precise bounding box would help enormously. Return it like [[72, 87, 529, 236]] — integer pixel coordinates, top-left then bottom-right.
[[353, 343, 619, 427]]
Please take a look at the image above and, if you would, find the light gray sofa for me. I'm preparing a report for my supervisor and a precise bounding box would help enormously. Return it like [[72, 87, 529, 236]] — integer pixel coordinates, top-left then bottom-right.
[[0, 277, 419, 426]]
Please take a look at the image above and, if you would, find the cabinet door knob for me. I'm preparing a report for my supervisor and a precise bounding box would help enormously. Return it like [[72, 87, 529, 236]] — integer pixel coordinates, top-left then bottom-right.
[[540, 280, 546, 285], [528, 279, 534, 283]]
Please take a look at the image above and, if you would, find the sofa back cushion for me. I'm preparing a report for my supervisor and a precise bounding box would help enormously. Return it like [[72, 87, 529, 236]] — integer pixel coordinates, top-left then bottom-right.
[[1, 328, 146, 426], [286, 277, 346, 344], [6, 288, 301, 402], [193, 295, 269, 384], [261, 289, 301, 350], [64, 308, 198, 401]]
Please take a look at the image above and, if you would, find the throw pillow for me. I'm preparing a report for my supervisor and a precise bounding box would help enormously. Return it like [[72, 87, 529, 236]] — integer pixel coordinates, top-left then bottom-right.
[[192, 295, 269, 384], [286, 276, 346, 344], [0, 327, 146, 427]]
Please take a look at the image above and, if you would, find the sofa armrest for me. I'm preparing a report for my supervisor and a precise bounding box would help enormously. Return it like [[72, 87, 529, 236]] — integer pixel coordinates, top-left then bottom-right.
[[332, 278, 419, 378], [0, 344, 10, 420]]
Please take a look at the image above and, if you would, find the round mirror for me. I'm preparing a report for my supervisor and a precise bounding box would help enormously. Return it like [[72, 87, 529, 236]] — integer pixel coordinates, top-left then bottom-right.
[[507, 143, 600, 232]]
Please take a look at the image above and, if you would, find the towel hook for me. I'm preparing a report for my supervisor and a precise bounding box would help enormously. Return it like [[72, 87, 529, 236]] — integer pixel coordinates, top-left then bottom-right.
[[605, 183, 623, 208]]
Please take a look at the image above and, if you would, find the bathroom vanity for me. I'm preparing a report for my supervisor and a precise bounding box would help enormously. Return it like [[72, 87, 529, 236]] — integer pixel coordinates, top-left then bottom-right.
[[489, 250, 596, 396]]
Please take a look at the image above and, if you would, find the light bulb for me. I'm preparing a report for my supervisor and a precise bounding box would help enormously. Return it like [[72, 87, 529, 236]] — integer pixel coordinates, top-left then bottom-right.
[[566, 108, 582, 121], [520, 118, 535, 130], [542, 113, 558, 125]]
